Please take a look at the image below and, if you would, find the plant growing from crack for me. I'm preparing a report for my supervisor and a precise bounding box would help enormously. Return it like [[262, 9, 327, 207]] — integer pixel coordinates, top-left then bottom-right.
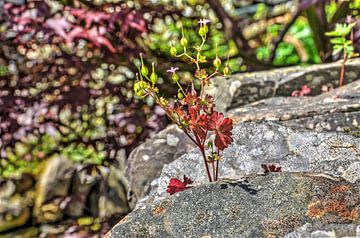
[[133, 19, 234, 186], [326, 16, 357, 87]]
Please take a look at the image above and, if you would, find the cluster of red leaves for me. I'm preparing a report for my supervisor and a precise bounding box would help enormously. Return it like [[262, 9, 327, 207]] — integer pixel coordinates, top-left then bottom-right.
[[291, 85, 311, 97], [3, 1, 146, 54], [166, 175, 193, 195], [169, 92, 233, 150], [261, 164, 282, 174]]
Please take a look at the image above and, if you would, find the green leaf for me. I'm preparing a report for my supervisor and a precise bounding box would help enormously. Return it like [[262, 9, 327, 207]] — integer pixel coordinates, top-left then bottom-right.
[[330, 37, 345, 45]]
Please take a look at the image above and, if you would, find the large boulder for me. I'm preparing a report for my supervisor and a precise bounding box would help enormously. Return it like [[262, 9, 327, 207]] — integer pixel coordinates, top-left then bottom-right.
[[124, 79, 360, 208], [108, 173, 360, 238], [34, 155, 74, 223], [229, 79, 360, 132], [144, 121, 360, 204], [34, 154, 130, 223], [206, 58, 360, 112], [126, 125, 194, 209]]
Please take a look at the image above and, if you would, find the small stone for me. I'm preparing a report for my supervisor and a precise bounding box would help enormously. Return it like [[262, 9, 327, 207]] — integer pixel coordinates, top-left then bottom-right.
[[166, 134, 179, 147]]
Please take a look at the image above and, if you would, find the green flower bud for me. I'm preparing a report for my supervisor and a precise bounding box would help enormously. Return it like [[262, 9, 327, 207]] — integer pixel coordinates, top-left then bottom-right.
[[213, 57, 221, 68], [171, 73, 179, 82], [177, 90, 184, 100], [198, 26, 208, 37], [180, 37, 188, 47], [141, 65, 148, 77], [170, 46, 177, 56], [223, 66, 230, 76], [198, 27, 206, 37]]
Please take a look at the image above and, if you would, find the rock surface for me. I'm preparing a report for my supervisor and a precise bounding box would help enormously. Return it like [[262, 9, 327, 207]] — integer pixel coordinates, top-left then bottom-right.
[[206, 58, 360, 112], [126, 125, 194, 209], [34, 155, 74, 223], [108, 173, 360, 238], [229, 79, 360, 132], [142, 121, 360, 205]]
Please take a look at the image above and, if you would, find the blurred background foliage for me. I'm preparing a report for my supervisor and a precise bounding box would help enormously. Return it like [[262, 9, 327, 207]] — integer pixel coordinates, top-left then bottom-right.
[[0, 0, 359, 236]]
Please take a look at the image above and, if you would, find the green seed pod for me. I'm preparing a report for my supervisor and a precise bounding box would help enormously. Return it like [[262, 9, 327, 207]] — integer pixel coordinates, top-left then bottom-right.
[[134, 81, 148, 97], [170, 46, 177, 56], [171, 73, 179, 82], [223, 66, 230, 76], [150, 72, 157, 84], [177, 90, 184, 100], [180, 37, 188, 47], [141, 65, 148, 77], [150, 63, 158, 84], [213, 57, 221, 68]]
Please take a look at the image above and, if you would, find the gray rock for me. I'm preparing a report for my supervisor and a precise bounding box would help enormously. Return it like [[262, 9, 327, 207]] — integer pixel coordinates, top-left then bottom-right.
[[108, 173, 360, 238], [150, 122, 360, 202], [206, 58, 360, 112], [126, 125, 194, 209], [229, 79, 360, 132], [34, 155, 74, 223]]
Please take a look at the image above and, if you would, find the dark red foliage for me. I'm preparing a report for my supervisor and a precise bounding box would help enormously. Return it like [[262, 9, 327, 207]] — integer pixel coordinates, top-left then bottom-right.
[[168, 92, 233, 151], [166, 175, 193, 195], [261, 164, 282, 174], [208, 112, 233, 151], [0, 1, 168, 169]]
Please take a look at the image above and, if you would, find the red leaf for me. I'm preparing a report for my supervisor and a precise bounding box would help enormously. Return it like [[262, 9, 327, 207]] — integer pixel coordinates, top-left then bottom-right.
[[166, 175, 193, 195], [208, 112, 233, 150]]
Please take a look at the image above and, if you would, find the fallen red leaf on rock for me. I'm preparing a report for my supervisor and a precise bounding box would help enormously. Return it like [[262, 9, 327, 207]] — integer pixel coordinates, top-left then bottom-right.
[[166, 175, 193, 195]]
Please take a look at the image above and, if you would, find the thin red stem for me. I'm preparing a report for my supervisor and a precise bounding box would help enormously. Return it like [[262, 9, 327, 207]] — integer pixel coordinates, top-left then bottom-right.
[[211, 161, 215, 181], [340, 52, 347, 87], [215, 159, 219, 181], [194, 133, 212, 182]]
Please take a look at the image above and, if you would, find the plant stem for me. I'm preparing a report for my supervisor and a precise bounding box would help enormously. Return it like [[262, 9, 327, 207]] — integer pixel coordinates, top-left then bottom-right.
[[339, 49, 347, 87], [215, 159, 219, 180], [200, 147, 212, 182], [211, 161, 215, 181]]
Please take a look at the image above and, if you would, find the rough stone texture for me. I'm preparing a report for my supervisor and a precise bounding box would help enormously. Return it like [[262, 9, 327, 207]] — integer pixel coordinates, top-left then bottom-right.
[[0, 153, 130, 233], [206, 58, 360, 112], [34, 155, 74, 223], [229, 79, 360, 132], [126, 125, 194, 209], [108, 173, 360, 238], [149, 122, 360, 202], [0, 178, 32, 232]]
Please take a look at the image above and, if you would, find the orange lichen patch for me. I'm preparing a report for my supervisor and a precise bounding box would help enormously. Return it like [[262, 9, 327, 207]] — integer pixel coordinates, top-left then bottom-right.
[[330, 185, 350, 193], [307, 199, 359, 221], [153, 205, 167, 216], [307, 201, 326, 219], [324, 199, 358, 220]]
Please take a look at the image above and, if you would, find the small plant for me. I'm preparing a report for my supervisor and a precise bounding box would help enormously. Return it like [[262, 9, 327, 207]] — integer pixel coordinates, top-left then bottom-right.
[[326, 17, 357, 87], [134, 19, 234, 185]]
